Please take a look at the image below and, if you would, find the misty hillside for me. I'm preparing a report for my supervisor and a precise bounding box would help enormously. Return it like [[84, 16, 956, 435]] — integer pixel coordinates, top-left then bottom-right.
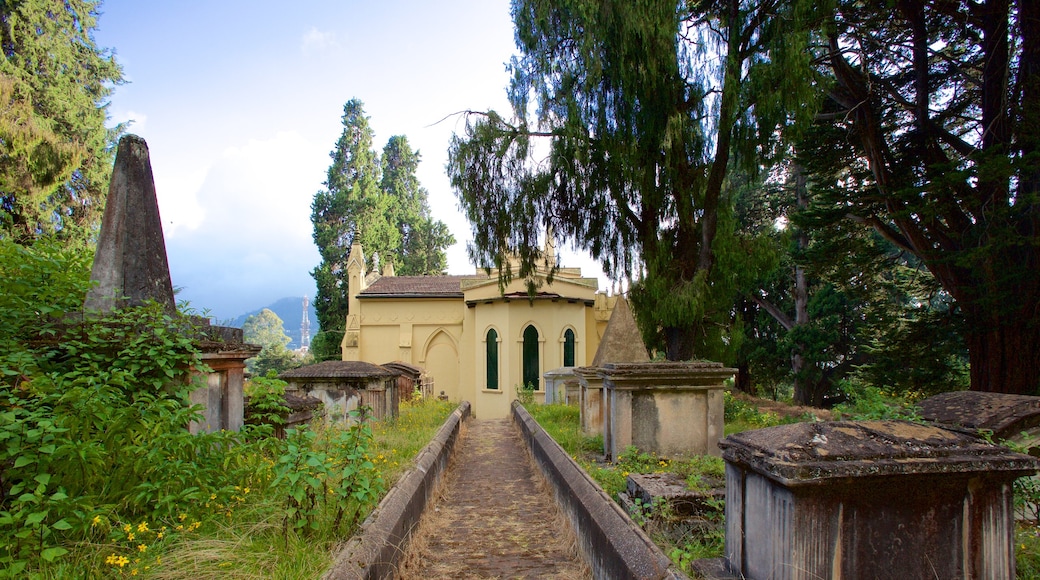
[[229, 297, 317, 350]]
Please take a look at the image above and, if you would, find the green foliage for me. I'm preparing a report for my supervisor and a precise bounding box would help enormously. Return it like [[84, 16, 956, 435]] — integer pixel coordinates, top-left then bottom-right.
[[450, 0, 824, 361], [0, 238, 264, 574], [309, 329, 344, 363], [722, 391, 803, 435], [831, 384, 922, 422], [802, 1, 1040, 394], [0, 0, 124, 245], [381, 135, 455, 276], [515, 382, 536, 405], [311, 100, 454, 350], [270, 407, 384, 542], [245, 373, 291, 427], [243, 309, 300, 376]]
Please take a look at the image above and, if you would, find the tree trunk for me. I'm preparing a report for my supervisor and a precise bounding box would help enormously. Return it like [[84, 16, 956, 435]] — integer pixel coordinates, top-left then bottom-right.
[[965, 315, 1040, 395], [791, 166, 814, 406], [734, 361, 752, 394], [664, 326, 696, 361]]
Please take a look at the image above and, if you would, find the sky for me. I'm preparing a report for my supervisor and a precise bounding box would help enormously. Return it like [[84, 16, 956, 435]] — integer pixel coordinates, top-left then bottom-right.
[[92, 0, 609, 322]]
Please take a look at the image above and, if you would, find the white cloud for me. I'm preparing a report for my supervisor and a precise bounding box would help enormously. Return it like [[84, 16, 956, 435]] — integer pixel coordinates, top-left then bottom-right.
[[154, 165, 208, 237], [163, 131, 327, 318], [118, 110, 148, 134], [300, 27, 340, 56]]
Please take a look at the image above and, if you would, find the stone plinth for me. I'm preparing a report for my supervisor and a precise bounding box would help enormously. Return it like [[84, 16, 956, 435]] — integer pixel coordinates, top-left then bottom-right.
[[575, 366, 605, 436], [601, 362, 733, 460], [720, 420, 1038, 580], [189, 334, 261, 434]]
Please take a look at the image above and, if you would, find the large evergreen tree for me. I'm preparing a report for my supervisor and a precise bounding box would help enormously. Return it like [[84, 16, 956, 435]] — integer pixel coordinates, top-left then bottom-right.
[[311, 99, 382, 361], [380, 135, 454, 276], [448, 0, 821, 361], [0, 0, 123, 245], [803, 0, 1040, 394], [310, 99, 453, 361]]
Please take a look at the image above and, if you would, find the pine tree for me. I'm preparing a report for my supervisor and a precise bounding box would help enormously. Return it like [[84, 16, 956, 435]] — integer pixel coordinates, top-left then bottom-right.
[[0, 0, 123, 245]]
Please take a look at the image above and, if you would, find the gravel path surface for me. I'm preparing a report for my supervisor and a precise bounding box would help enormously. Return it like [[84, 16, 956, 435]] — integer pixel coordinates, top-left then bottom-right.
[[395, 418, 589, 580]]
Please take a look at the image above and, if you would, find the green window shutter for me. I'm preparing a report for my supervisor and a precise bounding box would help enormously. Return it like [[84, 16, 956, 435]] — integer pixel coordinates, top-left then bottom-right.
[[486, 329, 499, 390], [523, 325, 540, 390], [564, 328, 575, 367]]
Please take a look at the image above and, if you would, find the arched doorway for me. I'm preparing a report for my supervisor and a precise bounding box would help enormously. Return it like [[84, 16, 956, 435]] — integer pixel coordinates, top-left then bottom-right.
[[425, 330, 459, 401]]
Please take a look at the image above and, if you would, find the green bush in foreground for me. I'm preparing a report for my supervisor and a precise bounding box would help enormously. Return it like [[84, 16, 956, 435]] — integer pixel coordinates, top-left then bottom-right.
[[1, 238, 457, 577]]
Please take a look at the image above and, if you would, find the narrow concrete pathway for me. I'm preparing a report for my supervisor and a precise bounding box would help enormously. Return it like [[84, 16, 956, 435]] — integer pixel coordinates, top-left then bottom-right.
[[395, 418, 589, 579]]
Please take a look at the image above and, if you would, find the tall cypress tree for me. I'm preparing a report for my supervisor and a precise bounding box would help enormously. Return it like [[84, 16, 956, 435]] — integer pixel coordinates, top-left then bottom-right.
[[310, 99, 383, 360], [311, 101, 454, 361], [0, 0, 123, 245], [381, 135, 454, 276]]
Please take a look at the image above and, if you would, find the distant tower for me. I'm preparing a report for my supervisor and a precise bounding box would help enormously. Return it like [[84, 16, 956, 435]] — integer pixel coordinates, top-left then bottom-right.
[[300, 295, 311, 348]]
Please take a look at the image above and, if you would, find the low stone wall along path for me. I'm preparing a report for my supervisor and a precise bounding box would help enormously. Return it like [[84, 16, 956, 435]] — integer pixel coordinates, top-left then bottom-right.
[[395, 418, 589, 579]]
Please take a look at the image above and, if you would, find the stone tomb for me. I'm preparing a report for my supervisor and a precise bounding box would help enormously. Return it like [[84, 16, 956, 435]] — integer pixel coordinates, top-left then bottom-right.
[[918, 390, 1040, 446], [279, 360, 398, 422], [83, 134, 260, 434], [543, 367, 580, 405], [601, 361, 733, 460], [576, 297, 649, 437], [718, 420, 1038, 580], [190, 325, 261, 434]]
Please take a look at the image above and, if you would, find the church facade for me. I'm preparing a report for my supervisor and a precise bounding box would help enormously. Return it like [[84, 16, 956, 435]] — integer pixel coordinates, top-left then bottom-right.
[[340, 240, 617, 418]]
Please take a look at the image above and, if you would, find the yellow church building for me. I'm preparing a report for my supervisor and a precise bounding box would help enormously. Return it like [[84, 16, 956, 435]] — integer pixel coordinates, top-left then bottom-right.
[[340, 240, 617, 418]]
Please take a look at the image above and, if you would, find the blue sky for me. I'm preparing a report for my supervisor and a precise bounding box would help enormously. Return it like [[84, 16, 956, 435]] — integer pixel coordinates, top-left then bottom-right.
[[92, 0, 606, 322]]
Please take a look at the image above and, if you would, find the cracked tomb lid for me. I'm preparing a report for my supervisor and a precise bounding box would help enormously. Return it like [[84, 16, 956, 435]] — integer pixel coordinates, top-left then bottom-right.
[[917, 391, 1040, 441], [719, 420, 1038, 487]]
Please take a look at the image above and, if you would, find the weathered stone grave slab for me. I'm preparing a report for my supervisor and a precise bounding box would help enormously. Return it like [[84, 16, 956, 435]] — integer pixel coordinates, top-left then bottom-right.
[[918, 390, 1040, 444], [719, 420, 1038, 580], [622, 472, 724, 518]]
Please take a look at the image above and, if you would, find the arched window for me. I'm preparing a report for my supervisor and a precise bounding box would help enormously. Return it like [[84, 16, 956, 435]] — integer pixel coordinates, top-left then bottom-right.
[[563, 328, 576, 367], [486, 328, 499, 390], [522, 325, 540, 390]]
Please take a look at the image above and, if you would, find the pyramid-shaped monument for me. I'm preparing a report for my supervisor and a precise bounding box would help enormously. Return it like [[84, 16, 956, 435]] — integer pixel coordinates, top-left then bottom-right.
[[591, 296, 649, 366], [83, 134, 176, 313]]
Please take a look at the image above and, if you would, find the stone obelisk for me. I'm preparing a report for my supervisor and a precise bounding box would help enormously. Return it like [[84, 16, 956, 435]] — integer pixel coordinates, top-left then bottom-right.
[[83, 134, 176, 314]]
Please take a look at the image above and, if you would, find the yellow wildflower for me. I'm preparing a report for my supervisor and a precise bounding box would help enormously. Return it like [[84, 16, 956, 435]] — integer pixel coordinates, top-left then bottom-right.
[[123, 524, 132, 533], [91, 515, 101, 527], [178, 513, 187, 521], [127, 532, 135, 542], [137, 521, 149, 533], [138, 544, 147, 552]]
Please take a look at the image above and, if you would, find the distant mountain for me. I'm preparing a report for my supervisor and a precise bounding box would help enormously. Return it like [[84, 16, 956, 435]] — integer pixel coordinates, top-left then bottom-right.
[[228, 296, 317, 350]]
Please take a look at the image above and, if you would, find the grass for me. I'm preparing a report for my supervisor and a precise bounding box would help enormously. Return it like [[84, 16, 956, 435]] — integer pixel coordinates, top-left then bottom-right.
[[32, 397, 458, 579]]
